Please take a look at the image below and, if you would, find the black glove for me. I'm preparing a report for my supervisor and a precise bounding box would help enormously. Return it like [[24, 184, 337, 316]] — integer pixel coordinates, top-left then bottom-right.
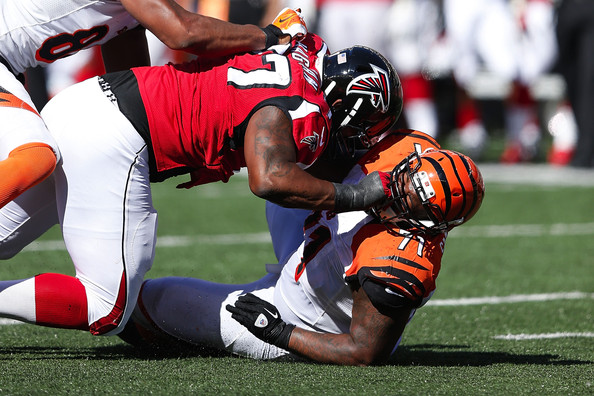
[[261, 24, 283, 48], [226, 293, 295, 349], [333, 171, 392, 212]]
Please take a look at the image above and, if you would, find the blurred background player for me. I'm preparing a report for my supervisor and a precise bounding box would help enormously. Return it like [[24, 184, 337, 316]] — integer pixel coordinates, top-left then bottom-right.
[[0, 0, 304, 210], [117, 131, 485, 365], [0, 38, 402, 338], [555, 0, 594, 168], [386, 0, 442, 138]]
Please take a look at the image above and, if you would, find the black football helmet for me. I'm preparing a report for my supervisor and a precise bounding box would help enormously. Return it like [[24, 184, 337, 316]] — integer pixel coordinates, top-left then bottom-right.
[[322, 45, 403, 156]]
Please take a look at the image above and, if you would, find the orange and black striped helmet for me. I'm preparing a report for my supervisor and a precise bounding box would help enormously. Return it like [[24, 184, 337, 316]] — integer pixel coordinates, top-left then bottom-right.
[[374, 149, 485, 234]]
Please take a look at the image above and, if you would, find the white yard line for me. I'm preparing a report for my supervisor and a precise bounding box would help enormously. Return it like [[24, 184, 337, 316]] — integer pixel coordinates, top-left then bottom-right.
[[19, 220, 594, 253], [448, 222, 594, 238], [493, 332, 594, 340], [426, 291, 594, 307]]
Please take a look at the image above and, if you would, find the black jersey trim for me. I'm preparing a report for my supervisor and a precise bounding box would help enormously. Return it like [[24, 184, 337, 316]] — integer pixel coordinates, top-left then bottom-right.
[[98, 71, 173, 182]]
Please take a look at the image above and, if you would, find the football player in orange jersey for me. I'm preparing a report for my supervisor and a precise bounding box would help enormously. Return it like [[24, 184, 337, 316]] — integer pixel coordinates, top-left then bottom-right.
[[116, 130, 485, 365]]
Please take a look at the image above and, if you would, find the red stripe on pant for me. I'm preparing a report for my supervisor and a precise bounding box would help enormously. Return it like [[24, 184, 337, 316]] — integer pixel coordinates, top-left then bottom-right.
[[89, 272, 127, 335]]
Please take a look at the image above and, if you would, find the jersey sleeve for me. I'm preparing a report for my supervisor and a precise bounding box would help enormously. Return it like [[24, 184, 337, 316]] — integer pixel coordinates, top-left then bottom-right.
[[345, 223, 446, 314], [290, 103, 330, 168]]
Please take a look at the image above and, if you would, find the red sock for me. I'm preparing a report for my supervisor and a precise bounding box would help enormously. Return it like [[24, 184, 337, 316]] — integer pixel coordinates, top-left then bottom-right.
[[34, 273, 89, 330]]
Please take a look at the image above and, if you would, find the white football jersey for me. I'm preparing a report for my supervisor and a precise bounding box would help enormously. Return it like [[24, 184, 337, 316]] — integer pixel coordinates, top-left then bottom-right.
[[275, 207, 369, 334], [0, 0, 138, 74], [274, 131, 446, 335]]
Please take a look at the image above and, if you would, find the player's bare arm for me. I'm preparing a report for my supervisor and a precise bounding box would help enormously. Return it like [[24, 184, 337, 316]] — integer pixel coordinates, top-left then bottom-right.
[[101, 26, 151, 72], [243, 106, 336, 210], [287, 286, 410, 366], [119, 0, 290, 57]]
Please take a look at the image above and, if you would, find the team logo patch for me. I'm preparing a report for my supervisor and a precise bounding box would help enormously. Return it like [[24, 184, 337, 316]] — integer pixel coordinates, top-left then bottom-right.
[[255, 313, 268, 328], [300, 131, 320, 152], [346, 64, 390, 112]]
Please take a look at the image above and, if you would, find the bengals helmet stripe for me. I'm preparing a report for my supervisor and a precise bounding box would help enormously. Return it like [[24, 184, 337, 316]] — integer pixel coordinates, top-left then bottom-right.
[[424, 156, 453, 220], [440, 150, 483, 224], [373, 148, 485, 234], [457, 153, 481, 221]]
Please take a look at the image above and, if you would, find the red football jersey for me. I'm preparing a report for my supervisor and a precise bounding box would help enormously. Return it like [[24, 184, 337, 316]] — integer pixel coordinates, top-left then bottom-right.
[[132, 34, 331, 187]]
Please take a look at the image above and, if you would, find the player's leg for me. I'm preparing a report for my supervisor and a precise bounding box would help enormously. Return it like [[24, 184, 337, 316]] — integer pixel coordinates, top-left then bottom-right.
[[122, 273, 296, 360], [0, 78, 156, 334], [265, 201, 308, 263], [0, 65, 59, 209], [50, 77, 157, 335], [0, 175, 59, 259]]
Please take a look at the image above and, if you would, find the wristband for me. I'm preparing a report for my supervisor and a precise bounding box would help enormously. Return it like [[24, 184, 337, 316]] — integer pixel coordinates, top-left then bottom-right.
[[261, 24, 283, 48], [273, 323, 296, 350], [333, 182, 356, 212]]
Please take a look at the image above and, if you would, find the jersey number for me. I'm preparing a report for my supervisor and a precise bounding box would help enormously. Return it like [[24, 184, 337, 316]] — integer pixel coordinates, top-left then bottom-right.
[[227, 53, 291, 89], [294, 212, 331, 281], [36, 26, 109, 63]]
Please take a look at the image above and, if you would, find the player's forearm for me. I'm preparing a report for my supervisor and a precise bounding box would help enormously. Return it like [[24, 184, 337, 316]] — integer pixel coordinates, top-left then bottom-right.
[[287, 327, 380, 366], [251, 171, 336, 211], [121, 0, 272, 57], [179, 16, 268, 57]]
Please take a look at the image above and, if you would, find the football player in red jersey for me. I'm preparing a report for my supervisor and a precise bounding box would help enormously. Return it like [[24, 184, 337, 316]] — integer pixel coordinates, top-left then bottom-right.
[[116, 130, 485, 365], [0, 36, 403, 338], [0, 1, 306, 212]]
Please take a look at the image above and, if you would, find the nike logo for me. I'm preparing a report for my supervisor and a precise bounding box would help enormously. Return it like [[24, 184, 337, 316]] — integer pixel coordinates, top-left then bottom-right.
[[264, 308, 279, 319], [278, 16, 292, 23], [385, 287, 404, 297]]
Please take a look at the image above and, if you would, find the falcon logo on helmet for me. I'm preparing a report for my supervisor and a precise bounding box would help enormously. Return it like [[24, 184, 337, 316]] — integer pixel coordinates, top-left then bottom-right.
[[321, 45, 403, 157], [346, 64, 390, 113]]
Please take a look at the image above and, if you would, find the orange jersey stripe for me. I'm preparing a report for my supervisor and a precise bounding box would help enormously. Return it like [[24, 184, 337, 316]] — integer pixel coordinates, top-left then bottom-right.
[[0, 92, 39, 115]]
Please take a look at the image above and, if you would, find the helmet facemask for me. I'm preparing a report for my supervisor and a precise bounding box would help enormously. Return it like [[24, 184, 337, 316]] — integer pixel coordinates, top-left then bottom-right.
[[372, 151, 453, 234]]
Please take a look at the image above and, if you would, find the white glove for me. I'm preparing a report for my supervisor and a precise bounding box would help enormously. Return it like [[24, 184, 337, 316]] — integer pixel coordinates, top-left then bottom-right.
[[270, 7, 308, 40]]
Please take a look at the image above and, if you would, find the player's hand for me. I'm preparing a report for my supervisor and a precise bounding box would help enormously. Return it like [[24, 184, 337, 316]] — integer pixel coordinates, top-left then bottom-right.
[[271, 8, 307, 40], [333, 171, 393, 212], [261, 8, 308, 49], [226, 293, 295, 349]]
